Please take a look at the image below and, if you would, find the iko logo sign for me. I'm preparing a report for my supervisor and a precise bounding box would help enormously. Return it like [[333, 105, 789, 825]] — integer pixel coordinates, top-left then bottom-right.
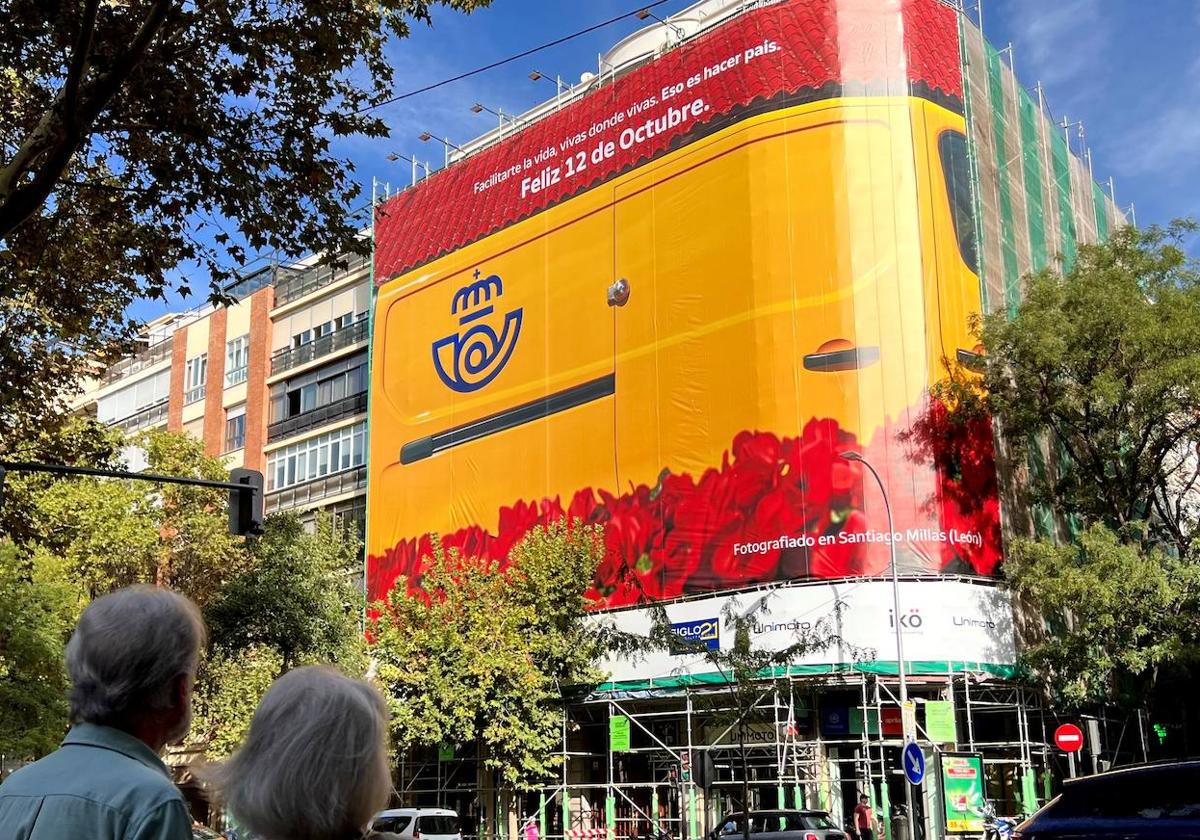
[[432, 270, 522, 393], [888, 607, 924, 631], [669, 618, 720, 655]]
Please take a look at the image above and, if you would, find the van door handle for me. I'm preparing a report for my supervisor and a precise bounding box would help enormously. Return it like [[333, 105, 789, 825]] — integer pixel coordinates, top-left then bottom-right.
[[607, 278, 630, 307]]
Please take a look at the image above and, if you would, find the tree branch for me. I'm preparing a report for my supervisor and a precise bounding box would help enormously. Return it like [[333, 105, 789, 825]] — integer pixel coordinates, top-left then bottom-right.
[[0, 0, 176, 240], [63, 0, 103, 133]]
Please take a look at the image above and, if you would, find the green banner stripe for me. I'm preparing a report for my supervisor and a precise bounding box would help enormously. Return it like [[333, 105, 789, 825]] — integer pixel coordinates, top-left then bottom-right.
[[595, 660, 1018, 693]]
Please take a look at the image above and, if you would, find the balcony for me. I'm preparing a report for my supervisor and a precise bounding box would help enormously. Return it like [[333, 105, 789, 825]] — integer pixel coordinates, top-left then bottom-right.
[[271, 318, 368, 376], [225, 365, 248, 387], [111, 399, 169, 433], [273, 251, 370, 307], [265, 466, 366, 514], [267, 391, 367, 443], [101, 340, 172, 385], [184, 384, 206, 405]]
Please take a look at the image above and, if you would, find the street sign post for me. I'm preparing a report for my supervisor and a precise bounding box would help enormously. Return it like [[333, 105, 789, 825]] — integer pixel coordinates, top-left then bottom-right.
[[1055, 723, 1084, 778], [903, 742, 926, 785], [1054, 723, 1084, 753]]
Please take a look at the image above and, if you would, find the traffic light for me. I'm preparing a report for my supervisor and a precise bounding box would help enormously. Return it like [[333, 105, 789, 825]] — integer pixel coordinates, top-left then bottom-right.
[[228, 468, 264, 536], [692, 750, 716, 790]]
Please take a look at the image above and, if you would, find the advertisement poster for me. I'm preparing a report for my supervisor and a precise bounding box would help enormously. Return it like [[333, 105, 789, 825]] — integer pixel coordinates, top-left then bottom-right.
[[940, 753, 986, 834], [597, 580, 1015, 685], [367, 0, 1004, 613]]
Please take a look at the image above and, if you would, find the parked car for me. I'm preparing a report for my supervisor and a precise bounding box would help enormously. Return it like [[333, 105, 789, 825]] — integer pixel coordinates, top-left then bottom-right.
[[1014, 760, 1200, 838], [372, 807, 463, 840], [710, 810, 847, 840]]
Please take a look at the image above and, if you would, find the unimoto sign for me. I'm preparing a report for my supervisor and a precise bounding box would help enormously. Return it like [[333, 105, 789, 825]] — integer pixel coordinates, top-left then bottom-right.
[[597, 580, 1016, 685]]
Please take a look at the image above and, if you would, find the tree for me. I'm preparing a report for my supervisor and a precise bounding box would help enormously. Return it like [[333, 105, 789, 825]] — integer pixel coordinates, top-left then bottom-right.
[[937, 221, 1200, 725], [0, 0, 491, 445], [10, 428, 366, 757], [371, 522, 640, 828], [979, 222, 1200, 556], [1003, 524, 1200, 709], [0, 541, 77, 758], [25, 429, 243, 601], [206, 514, 365, 673]]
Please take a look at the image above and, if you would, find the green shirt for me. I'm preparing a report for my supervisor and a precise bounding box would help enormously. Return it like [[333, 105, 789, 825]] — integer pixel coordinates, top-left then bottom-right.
[[0, 723, 192, 840]]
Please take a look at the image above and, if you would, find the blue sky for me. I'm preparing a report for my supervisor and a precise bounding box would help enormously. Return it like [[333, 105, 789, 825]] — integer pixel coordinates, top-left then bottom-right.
[[135, 0, 1200, 320]]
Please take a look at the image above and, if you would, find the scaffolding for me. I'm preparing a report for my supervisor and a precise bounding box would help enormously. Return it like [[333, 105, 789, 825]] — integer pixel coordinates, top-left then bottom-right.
[[392, 668, 1058, 840]]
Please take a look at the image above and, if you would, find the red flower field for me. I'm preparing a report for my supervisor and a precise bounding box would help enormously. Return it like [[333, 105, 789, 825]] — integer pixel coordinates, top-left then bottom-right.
[[367, 411, 1002, 610]]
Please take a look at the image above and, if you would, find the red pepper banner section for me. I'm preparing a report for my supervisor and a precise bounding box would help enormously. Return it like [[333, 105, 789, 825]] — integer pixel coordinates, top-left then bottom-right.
[[373, 0, 962, 282]]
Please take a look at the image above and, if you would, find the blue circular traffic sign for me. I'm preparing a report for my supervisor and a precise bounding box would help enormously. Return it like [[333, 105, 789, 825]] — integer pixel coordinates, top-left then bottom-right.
[[902, 742, 926, 785]]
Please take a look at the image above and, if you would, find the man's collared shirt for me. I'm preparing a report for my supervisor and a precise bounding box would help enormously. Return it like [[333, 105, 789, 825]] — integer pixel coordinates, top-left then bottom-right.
[[0, 723, 191, 840]]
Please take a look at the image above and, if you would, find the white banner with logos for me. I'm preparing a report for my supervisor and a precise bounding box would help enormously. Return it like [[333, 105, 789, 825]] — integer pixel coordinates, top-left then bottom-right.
[[597, 579, 1016, 685]]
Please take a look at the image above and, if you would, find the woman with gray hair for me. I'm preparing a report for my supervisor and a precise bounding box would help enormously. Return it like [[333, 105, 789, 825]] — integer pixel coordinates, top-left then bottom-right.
[[212, 666, 395, 840]]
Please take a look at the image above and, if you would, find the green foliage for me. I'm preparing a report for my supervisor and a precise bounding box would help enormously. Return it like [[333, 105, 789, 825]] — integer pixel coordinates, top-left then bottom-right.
[[371, 522, 627, 791], [207, 514, 365, 672], [1005, 525, 1200, 708], [0, 0, 491, 447], [8, 428, 365, 758], [971, 221, 1200, 709], [0, 415, 122, 544], [25, 429, 242, 602], [194, 645, 285, 758], [979, 221, 1200, 556], [0, 542, 76, 758]]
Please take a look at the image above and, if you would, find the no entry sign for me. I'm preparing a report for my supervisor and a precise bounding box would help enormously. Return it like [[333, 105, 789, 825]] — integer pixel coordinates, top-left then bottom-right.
[[1054, 723, 1084, 753]]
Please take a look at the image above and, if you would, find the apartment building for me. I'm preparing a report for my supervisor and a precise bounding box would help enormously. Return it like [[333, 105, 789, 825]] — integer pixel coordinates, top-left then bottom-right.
[[75, 251, 371, 541]]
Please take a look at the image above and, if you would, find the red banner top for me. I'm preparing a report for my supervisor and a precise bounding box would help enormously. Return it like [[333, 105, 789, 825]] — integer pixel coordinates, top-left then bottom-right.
[[374, 0, 962, 283]]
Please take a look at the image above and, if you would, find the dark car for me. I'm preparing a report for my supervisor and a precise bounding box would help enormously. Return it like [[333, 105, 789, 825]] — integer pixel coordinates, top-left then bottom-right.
[[1015, 760, 1200, 838], [710, 810, 847, 840]]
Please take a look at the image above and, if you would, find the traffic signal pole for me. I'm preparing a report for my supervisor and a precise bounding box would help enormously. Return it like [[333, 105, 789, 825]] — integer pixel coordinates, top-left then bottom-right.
[[0, 461, 264, 535]]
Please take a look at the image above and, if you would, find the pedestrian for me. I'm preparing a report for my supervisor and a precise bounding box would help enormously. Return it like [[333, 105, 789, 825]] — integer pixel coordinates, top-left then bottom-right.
[[853, 794, 878, 840], [209, 665, 396, 840], [0, 585, 205, 840]]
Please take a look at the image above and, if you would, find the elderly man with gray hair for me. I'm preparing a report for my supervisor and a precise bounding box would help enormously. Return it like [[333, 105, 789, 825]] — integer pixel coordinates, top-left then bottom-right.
[[0, 585, 205, 840]]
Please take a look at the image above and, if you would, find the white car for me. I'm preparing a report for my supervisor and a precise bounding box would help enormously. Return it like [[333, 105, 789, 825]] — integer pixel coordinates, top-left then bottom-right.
[[372, 808, 462, 840]]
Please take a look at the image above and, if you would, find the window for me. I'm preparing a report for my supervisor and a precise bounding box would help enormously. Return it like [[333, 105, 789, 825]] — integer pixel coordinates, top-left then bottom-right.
[[266, 422, 366, 491], [373, 817, 411, 834], [96, 369, 170, 424], [225, 335, 249, 386], [224, 404, 246, 452], [269, 353, 368, 423], [939, 130, 980, 274], [292, 329, 312, 349], [184, 354, 207, 404]]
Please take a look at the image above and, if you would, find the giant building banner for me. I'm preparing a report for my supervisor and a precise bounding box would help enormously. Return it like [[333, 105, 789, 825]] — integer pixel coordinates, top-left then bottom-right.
[[368, 0, 1006, 612]]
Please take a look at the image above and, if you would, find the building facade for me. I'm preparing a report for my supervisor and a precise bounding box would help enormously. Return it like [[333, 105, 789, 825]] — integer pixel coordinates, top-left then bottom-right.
[[76, 254, 371, 540], [365, 1, 1130, 838]]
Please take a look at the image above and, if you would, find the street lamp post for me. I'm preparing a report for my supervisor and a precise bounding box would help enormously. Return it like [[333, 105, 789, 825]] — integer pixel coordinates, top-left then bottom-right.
[[470, 102, 521, 136], [417, 132, 464, 166], [840, 451, 915, 840]]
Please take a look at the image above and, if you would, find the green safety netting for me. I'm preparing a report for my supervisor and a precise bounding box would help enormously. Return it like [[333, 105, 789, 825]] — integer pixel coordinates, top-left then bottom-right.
[[1050, 126, 1078, 271], [1018, 87, 1049, 271], [1093, 181, 1110, 241], [986, 43, 1020, 316]]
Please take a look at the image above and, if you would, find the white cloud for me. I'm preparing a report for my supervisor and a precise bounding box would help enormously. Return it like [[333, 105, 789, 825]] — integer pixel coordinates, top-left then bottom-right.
[[1113, 54, 1200, 177], [1004, 0, 1111, 98]]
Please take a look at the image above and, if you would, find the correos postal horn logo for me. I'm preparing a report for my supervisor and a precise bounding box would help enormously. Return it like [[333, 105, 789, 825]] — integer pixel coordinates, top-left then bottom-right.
[[433, 270, 523, 393]]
